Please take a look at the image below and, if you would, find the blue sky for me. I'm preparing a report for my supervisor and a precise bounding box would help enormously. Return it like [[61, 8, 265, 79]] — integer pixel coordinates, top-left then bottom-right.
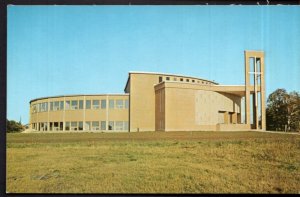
[[8, 6, 300, 124]]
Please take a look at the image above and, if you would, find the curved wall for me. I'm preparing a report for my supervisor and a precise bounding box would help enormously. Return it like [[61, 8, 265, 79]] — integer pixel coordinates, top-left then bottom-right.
[[30, 94, 129, 132]]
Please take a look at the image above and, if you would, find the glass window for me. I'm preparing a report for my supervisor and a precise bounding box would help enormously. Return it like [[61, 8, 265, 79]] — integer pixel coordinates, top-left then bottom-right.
[[115, 121, 123, 130], [186, 79, 189, 82], [109, 100, 114, 109], [192, 80, 195, 83], [85, 121, 90, 130], [79, 100, 83, 109], [66, 101, 70, 110], [166, 77, 170, 81], [125, 100, 129, 109], [86, 100, 91, 109], [40, 122, 47, 131], [60, 101, 64, 110], [54, 101, 59, 111], [101, 99, 106, 109], [71, 100, 78, 110], [49, 122, 53, 131], [108, 121, 114, 130], [40, 102, 48, 112], [53, 122, 59, 130], [45, 102, 48, 111], [180, 78, 183, 81], [44, 122, 48, 131], [40, 103, 44, 112], [71, 122, 78, 130], [78, 122, 83, 130], [159, 76, 162, 83], [116, 100, 123, 109], [65, 122, 70, 131], [32, 105, 37, 113], [124, 121, 129, 130], [60, 122, 63, 130], [92, 100, 99, 109], [92, 121, 99, 130], [101, 121, 106, 130]]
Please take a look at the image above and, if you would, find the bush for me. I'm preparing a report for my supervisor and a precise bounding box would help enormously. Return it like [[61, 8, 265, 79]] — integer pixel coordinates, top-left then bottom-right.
[[7, 119, 24, 133]]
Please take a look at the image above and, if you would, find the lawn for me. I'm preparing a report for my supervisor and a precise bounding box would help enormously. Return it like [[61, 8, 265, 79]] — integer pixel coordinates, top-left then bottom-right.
[[6, 131, 300, 193]]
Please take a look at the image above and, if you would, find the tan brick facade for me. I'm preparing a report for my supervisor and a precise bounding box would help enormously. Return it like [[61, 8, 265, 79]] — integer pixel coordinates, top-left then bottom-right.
[[30, 51, 265, 132]]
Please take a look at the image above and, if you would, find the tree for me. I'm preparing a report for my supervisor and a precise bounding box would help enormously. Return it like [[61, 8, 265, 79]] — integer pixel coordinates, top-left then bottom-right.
[[6, 119, 24, 133], [287, 91, 300, 131], [266, 89, 300, 132]]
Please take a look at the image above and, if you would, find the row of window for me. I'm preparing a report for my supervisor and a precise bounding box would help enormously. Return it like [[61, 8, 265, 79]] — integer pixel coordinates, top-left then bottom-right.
[[32, 99, 129, 113], [32, 121, 129, 131], [159, 76, 213, 85]]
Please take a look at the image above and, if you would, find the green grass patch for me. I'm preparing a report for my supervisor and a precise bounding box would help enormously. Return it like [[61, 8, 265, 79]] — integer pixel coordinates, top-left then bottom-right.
[[6, 131, 300, 193]]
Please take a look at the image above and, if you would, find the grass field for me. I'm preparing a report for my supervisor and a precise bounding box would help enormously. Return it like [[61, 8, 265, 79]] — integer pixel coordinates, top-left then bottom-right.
[[6, 131, 300, 193]]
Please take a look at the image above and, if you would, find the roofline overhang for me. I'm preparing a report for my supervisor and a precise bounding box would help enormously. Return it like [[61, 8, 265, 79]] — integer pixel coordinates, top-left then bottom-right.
[[30, 93, 129, 104], [124, 73, 131, 93], [154, 82, 260, 97]]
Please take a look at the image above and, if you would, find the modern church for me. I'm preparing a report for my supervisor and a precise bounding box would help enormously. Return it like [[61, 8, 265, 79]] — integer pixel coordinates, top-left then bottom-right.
[[29, 51, 266, 132]]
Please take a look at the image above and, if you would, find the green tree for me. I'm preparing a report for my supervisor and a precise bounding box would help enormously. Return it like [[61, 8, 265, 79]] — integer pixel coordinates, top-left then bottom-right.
[[287, 91, 300, 131], [6, 119, 24, 133], [266, 89, 300, 131]]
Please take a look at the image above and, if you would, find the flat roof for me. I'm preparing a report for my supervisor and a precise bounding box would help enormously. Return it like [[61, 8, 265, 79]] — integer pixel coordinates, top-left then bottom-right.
[[244, 50, 264, 52], [128, 71, 217, 83], [30, 93, 129, 103], [124, 71, 218, 91]]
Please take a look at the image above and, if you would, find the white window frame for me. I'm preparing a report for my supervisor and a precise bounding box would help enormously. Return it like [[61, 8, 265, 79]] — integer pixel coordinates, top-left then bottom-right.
[[101, 99, 106, 109], [79, 100, 84, 109], [108, 121, 114, 130], [101, 121, 106, 130], [85, 121, 91, 130], [66, 101, 70, 110], [71, 100, 78, 110], [116, 100, 123, 109], [92, 100, 100, 109], [71, 121, 78, 130], [115, 121, 123, 130], [125, 100, 129, 109], [109, 100, 114, 109], [54, 101, 60, 111], [86, 100, 91, 109], [78, 121, 83, 130], [92, 121, 100, 130]]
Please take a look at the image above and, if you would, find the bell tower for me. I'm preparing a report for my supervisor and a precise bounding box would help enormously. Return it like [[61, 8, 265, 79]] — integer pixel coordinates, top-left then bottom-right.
[[244, 51, 266, 130]]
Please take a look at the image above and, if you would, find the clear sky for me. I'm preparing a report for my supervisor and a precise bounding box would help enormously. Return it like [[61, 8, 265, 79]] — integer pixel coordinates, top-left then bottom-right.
[[7, 5, 300, 124]]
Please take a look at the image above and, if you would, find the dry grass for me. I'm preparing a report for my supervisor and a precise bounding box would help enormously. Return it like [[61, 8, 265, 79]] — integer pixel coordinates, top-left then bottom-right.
[[6, 131, 300, 193]]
